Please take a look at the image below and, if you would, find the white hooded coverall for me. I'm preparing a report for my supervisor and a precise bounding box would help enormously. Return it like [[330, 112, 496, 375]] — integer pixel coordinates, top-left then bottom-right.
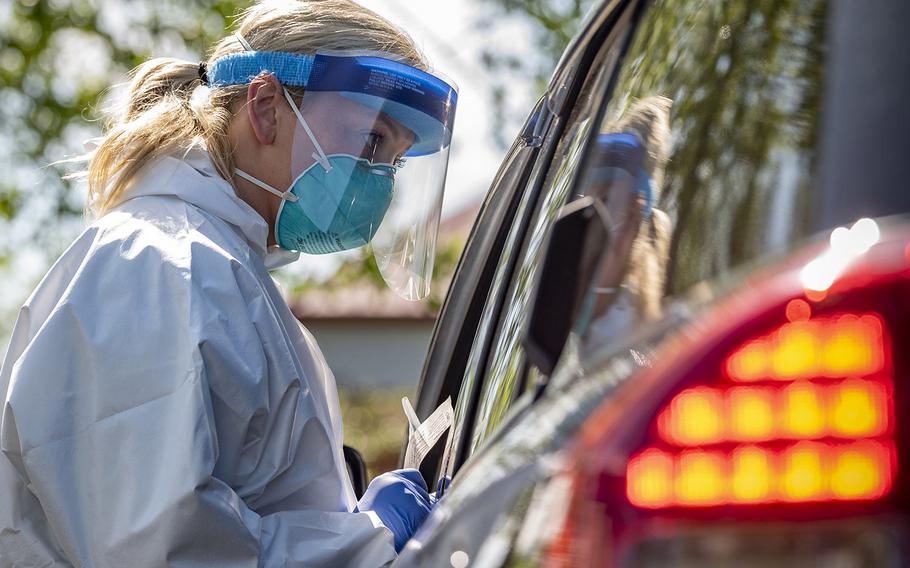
[[0, 148, 397, 567]]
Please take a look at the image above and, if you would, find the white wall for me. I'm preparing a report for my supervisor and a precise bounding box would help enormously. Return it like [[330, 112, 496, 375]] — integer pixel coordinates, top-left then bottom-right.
[[302, 319, 436, 391]]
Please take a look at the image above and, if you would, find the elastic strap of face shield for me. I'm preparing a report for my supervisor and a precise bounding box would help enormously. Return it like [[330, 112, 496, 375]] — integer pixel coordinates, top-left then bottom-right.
[[234, 32, 253, 51]]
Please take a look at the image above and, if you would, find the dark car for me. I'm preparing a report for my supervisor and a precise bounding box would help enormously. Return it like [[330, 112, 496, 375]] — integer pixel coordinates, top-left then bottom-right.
[[391, 0, 910, 565]]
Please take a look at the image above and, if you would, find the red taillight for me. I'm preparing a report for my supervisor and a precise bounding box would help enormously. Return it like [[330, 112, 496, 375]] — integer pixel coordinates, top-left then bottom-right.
[[539, 219, 910, 567], [629, 311, 895, 508], [655, 377, 891, 444]]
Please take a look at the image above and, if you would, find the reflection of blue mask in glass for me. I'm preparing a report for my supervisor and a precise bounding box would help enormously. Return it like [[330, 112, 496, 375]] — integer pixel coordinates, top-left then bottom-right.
[[275, 155, 395, 254]]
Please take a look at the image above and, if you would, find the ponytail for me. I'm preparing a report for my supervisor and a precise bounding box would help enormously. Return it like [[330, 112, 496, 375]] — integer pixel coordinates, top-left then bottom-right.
[[85, 58, 227, 215]]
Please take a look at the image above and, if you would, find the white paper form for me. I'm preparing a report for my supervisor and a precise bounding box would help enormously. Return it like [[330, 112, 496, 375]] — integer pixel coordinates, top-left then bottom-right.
[[401, 396, 454, 470]]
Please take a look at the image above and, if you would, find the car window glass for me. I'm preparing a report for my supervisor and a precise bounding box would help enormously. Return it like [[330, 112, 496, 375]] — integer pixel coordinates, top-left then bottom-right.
[[467, 0, 830, 458], [469, 117, 592, 451], [410, 133, 542, 482], [570, 0, 828, 359], [467, 25, 630, 455]]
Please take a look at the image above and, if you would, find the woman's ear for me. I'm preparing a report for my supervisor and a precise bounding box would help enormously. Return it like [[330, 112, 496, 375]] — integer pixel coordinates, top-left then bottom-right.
[[246, 74, 284, 145]]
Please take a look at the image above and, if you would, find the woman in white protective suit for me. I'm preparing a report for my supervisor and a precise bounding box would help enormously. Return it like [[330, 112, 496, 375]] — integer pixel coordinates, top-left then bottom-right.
[[0, 1, 458, 566]]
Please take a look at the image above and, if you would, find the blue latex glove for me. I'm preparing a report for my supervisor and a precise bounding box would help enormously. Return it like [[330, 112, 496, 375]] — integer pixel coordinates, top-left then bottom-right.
[[354, 468, 433, 552]]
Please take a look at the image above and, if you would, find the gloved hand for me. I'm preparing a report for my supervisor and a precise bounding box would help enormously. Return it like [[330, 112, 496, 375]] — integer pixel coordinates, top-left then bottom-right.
[[354, 468, 433, 552]]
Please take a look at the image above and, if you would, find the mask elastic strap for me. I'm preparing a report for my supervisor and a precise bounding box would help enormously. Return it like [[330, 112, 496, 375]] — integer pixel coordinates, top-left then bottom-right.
[[235, 168, 300, 203], [282, 88, 332, 173]]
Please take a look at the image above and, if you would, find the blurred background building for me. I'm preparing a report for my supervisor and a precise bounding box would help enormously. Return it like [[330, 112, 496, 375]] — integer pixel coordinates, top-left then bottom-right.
[[0, 0, 594, 476]]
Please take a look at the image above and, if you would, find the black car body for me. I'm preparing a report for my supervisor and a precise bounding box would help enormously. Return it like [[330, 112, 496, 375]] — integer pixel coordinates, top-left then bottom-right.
[[394, 0, 910, 565]]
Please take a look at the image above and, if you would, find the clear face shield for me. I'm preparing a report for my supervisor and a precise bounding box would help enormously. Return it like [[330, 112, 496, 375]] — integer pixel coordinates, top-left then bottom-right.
[[211, 44, 458, 300], [288, 53, 457, 300]]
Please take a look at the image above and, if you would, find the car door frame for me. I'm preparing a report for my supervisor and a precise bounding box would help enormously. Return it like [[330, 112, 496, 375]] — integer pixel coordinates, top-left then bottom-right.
[[406, 0, 644, 481]]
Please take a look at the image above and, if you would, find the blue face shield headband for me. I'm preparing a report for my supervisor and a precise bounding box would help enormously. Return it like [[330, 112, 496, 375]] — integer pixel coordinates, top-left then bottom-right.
[[208, 35, 459, 301], [589, 132, 654, 221], [207, 42, 457, 156]]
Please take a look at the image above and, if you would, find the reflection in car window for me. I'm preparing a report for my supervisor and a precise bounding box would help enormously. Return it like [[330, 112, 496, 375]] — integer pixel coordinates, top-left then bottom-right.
[[575, 97, 674, 354], [617, 0, 825, 294], [572, 0, 827, 354]]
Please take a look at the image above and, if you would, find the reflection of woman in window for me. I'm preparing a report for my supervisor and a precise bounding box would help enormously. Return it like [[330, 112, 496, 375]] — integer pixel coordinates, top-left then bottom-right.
[[582, 96, 673, 347]]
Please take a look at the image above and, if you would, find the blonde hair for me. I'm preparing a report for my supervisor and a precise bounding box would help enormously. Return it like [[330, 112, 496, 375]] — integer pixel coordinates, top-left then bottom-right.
[[81, 0, 426, 216]]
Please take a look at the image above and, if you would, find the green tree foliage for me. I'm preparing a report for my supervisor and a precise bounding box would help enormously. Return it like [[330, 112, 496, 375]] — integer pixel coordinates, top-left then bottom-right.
[[0, 0, 250, 341], [1, 0, 249, 243]]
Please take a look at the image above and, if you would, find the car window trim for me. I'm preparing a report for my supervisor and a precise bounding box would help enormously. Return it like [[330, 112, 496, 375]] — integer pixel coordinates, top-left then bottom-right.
[[450, 0, 643, 472]]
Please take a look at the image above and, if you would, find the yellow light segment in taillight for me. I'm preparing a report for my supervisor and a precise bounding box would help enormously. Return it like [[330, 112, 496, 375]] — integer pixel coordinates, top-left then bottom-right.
[[657, 379, 889, 444], [771, 322, 821, 379], [675, 451, 724, 505], [726, 314, 885, 382], [829, 441, 892, 499], [627, 441, 894, 508], [824, 316, 883, 376], [658, 387, 723, 445], [781, 442, 825, 501], [629, 312, 895, 509], [729, 341, 767, 381], [627, 449, 673, 508], [781, 383, 825, 438], [731, 446, 772, 502], [728, 387, 774, 441], [830, 379, 889, 437]]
